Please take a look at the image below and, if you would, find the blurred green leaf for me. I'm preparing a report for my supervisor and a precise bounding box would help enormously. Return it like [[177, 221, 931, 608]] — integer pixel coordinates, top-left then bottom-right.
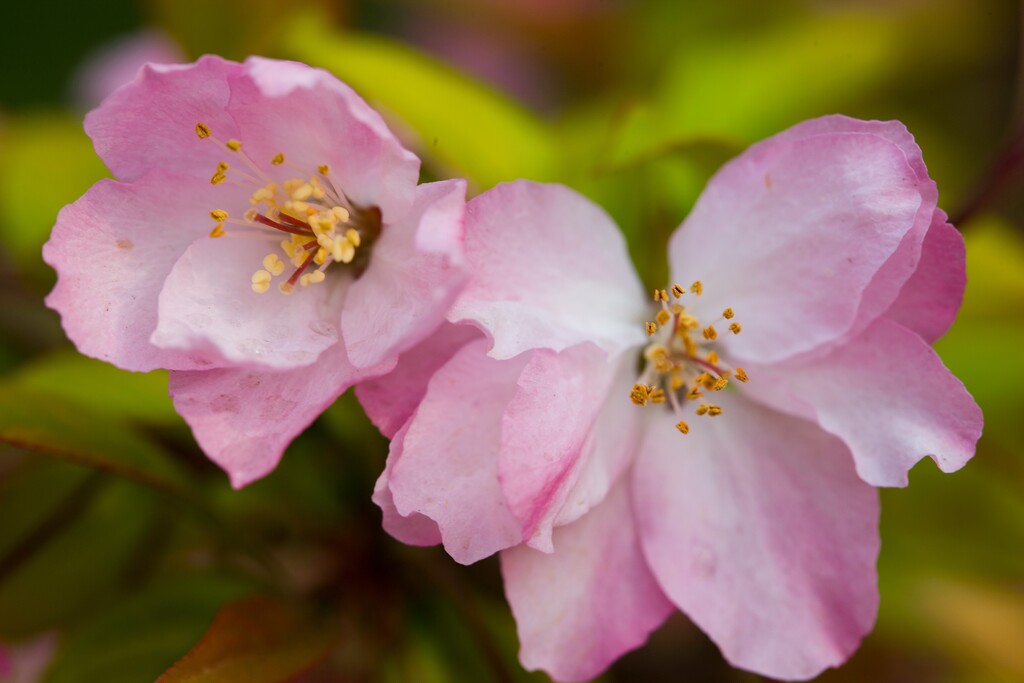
[[278, 12, 558, 190], [0, 456, 92, 560], [0, 114, 107, 278], [0, 386, 187, 492], [0, 475, 156, 637], [7, 350, 176, 425], [44, 574, 255, 683], [157, 594, 341, 683]]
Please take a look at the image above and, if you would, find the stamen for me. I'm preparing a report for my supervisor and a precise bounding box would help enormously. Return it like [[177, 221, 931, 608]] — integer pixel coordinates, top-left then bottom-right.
[[210, 209, 228, 222], [707, 405, 723, 417], [318, 164, 330, 175], [251, 270, 272, 294], [735, 367, 749, 382], [272, 153, 285, 165], [696, 404, 709, 416], [209, 224, 226, 238], [655, 309, 671, 326], [691, 280, 703, 295], [676, 421, 689, 434], [702, 325, 717, 341], [195, 122, 211, 139], [645, 322, 657, 336], [654, 289, 669, 302], [722, 308, 734, 319], [671, 283, 685, 298], [630, 384, 651, 406], [226, 139, 242, 151], [729, 323, 742, 335]]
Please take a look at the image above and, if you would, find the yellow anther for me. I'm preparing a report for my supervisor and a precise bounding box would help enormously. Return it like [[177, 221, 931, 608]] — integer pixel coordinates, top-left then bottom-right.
[[703, 325, 718, 341], [678, 314, 699, 330], [210, 209, 228, 222], [279, 282, 295, 295], [670, 374, 685, 391], [649, 389, 666, 404], [333, 206, 351, 223], [210, 171, 227, 185], [318, 164, 330, 175], [226, 139, 242, 151], [217, 161, 228, 172], [272, 153, 285, 165], [723, 308, 734, 319], [701, 374, 717, 390], [655, 309, 671, 327], [691, 280, 704, 295], [670, 303, 685, 315], [262, 254, 285, 276], [712, 377, 728, 392], [645, 322, 657, 336], [195, 122, 211, 139], [313, 247, 328, 266], [686, 386, 702, 401], [300, 270, 326, 287], [251, 270, 272, 294], [345, 228, 360, 247], [333, 235, 356, 263], [706, 351, 719, 365], [291, 183, 313, 201], [729, 323, 742, 335], [654, 289, 669, 302], [696, 404, 710, 416], [630, 384, 651, 406], [643, 344, 668, 361], [676, 420, 689, 434], [695, 372, 711, 386], [671, 283, 685, 298], [209, 224, 225, 238], [683, 335, 697, 356], [735, 367, 749, 383], [244, 209, 259, 223], [708, 405, 723, 417], [281, 240, 296, 258]]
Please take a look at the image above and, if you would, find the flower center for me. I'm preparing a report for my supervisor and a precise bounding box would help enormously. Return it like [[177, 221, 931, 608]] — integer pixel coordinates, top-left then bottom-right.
[[629, 281, 748, 435], [195, 122, 381, 295]]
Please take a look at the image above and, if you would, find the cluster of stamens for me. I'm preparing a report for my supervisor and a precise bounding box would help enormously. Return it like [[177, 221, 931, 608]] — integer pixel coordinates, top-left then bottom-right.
[[630, 281, 748, 436], [196, 122, 376, 295]]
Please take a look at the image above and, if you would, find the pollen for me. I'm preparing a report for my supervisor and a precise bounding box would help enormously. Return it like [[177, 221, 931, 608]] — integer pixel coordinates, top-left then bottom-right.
[[654, 289, 669, 302], [691, 280, 703, 295], [272, 153, 285, 165], [195, 122, 211, 139], [676, 420, 689, 434], [318, 164, 330, 175], [711, 377, 728, 391], [226, 139, 242, 151], [696, 404, 709, 416], [209, 224, 226, 238], [729, 323, 742, 335], [649, 388, 666, 404], [210, 171, 227, 185], [723, 308, 734, 319], [262, 254, 286, 276], [210, 209, 228, 222], [646, 322, 657, 336], [702, 325, 718, 341], [251, 269, 272, 294], [707, 405, 723, 417], [671, 283, 685, 298], [655, 309, 671, 326], [706, 350, 719, 365], [735, 367, 749, 382], [630, 383, 651, 406]]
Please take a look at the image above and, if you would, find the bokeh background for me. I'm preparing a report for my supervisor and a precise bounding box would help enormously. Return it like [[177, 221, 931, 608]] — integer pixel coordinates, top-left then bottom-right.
[[0, 0, 1022, 681]]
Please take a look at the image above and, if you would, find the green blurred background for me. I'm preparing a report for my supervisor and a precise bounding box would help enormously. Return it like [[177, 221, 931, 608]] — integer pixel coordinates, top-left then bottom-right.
[[0, 0, 1022, 681]]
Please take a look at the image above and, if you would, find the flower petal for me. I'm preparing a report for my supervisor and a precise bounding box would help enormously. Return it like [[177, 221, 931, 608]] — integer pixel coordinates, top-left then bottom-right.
[[151, 231, 344, 370], [168, 343, 387, 488], [356, 322, 483, 439], [450, 181, 646, 359], [768, 318, 982, 487], [372, 422, 443, 546], [883, 210, 965, 344], [500, 480, 673, 683], [389, 339, 526, 564], [43, 170, 233, 372], [498, 343, 620, 551], [669, 117, 926, 364], [634, 395, 880, 680], [342, 179, 467, 369], [85, 55, 241, 182]]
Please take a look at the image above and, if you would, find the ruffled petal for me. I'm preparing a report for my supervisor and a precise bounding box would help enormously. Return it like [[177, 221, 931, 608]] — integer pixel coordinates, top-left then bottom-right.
[[634, 395, 880, 680], [152, 228, 345, 370], [372, 422, 443, 546], [342, 179, 467, 369], [450, 181, 646, 359], [43, 170, 234, 372], [356, 322, 483, 439], [669, 116, 928, 364], [168, 343, 388, 488], [767, 318, 982, 487], [500, 480, 673, 683], [498, 343, 622, 551], [388, 339, 526, 564], [883, 210, 965, 344]]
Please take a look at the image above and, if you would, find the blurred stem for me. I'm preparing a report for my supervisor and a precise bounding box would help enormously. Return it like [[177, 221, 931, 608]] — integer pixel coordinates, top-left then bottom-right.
[[951, 122, 1024, 227]]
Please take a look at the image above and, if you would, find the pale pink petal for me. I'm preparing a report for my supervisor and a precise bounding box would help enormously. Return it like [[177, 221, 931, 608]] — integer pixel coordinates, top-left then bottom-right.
[[883, 210, 965, 343], [43, 170, 234, 372], [372, 423, 443, 546], [356, 322, 482, 439], [450, 181, 646, 359], [669, 119, 926, 364], [389, 339, 527, 564], [634, 396, 880, 680], [152, 231, 345, 370], [500, 480, 673, 683], [768, 318, 982, 487], [342, 180, 467, 369], [168, 344, 389, 488], [85, 55, 241, 182], [498, 343, 620, 551], [224, 57, 421, 221]]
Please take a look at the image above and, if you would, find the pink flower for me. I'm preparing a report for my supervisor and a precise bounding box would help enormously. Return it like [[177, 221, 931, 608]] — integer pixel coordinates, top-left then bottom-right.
[[359, 116, 983, 681], [44, 56, 467, 487]]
